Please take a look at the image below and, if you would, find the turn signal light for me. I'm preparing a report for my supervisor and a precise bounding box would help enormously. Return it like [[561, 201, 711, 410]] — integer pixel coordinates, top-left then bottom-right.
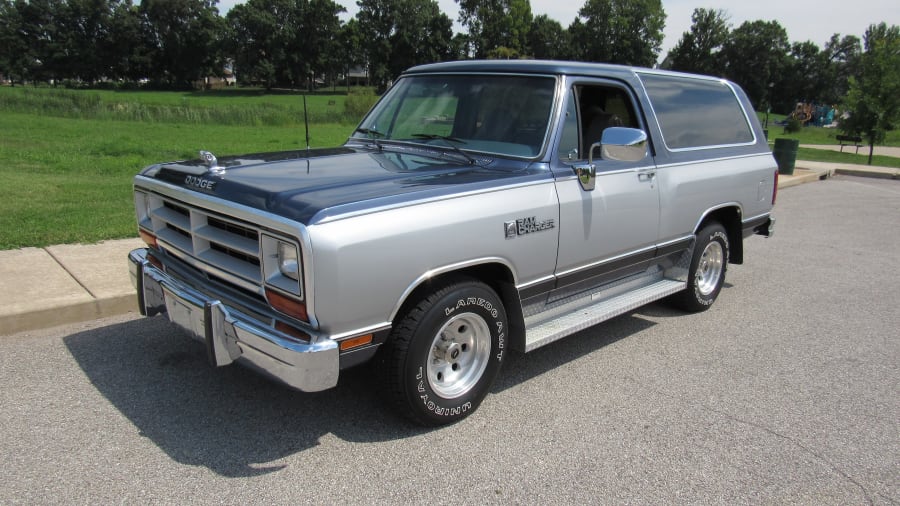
[[340, 334, 373, 351], [139, 229, 158, 248], [266, 288, 308, 322]]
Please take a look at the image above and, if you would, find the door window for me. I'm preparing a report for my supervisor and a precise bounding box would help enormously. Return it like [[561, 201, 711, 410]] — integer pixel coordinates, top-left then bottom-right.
[[558, 84, 641, 162]]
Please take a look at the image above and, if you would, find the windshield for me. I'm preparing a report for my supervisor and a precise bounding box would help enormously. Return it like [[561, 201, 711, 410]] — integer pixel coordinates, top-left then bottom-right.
[[352, 74, 557, 159]]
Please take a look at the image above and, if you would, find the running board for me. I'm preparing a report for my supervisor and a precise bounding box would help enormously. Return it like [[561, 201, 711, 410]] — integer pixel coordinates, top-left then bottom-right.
[[523, 279, 686, 352]]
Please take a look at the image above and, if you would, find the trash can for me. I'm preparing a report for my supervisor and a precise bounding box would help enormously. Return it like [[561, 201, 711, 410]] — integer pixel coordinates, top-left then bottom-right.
[[772, 138, 799, 175]]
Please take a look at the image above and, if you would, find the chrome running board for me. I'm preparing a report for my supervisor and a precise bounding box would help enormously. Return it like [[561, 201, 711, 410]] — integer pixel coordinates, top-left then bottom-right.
[[523, 277, 685, 352]]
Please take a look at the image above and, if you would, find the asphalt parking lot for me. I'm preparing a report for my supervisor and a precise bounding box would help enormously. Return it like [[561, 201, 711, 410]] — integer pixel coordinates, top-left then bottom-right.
[[2, 175, 898, 504]]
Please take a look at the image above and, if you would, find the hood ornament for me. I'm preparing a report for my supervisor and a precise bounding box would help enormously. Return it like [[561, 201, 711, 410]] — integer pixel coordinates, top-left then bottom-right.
[[199, 150, 224, 174]]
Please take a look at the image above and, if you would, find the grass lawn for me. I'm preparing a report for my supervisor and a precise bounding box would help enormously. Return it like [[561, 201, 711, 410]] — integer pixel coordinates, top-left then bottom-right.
[[795, 147, 900, 168], [0, 111, 353, 249], [757, 112, 900, 147]]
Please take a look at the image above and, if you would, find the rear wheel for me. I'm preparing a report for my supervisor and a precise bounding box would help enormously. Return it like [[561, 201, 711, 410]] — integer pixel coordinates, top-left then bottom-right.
[[377, 278, 507, 426], [671, 223, 729, 312]]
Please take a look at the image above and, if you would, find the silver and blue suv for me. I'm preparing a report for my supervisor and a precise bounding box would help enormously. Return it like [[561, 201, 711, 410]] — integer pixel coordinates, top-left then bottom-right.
[[129, 60, 777, 425]]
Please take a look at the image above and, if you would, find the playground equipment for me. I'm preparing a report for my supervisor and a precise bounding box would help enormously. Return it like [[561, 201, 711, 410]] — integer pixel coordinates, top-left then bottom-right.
[[789, 102, 836, 127]]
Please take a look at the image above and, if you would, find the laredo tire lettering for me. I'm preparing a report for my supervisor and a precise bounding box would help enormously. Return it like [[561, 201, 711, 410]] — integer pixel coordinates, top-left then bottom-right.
[[377, 277, 507, 426]]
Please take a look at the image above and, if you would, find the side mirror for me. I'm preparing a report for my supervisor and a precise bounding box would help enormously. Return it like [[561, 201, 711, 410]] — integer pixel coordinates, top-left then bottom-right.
[[598, 127, 648, 162], [573, 128, 647, 191]]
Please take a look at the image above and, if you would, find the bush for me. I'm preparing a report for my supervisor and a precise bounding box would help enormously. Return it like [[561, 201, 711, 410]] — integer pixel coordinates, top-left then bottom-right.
[[344, 87, 378, 121], [785, 117, 803, 133], [0, 86, 372, 126]]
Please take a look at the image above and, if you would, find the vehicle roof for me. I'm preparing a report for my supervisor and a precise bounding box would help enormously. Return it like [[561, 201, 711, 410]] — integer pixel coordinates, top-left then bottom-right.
[[403, 59, 726, 83]]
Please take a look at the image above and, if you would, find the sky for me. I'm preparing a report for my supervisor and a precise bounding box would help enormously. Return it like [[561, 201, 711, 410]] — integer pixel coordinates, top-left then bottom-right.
[[216, 0, 900, 60]]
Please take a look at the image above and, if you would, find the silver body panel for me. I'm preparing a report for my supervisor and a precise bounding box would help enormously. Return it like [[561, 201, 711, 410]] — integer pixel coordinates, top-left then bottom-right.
[[305, 180, 561, 335], [656, 153, 776, 245]]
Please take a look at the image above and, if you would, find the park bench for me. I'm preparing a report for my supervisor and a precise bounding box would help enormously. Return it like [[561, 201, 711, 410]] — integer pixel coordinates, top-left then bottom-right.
[[836, 134, 863, 154]]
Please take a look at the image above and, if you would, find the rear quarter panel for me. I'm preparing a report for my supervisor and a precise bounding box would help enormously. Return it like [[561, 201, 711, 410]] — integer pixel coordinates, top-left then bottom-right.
[[655, 152, 776, 244]]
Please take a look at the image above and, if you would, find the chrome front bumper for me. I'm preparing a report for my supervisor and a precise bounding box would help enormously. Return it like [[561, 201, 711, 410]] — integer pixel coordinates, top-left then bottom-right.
[[128, 248, 339, 392]]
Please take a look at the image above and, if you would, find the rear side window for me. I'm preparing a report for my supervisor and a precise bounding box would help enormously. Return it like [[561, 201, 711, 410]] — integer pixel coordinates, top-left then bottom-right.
[[639, 73, 754, 150]]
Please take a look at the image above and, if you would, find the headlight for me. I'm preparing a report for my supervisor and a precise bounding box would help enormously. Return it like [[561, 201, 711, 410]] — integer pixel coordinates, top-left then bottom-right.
[[277, 241, 300, 281], [134, 191, 151, 224], [261, 234, 303, 298]]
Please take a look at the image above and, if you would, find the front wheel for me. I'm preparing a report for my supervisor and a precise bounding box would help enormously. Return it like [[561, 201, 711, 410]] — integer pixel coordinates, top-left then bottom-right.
[[377, 278, 507, 426], [670, 223, 730, 312]]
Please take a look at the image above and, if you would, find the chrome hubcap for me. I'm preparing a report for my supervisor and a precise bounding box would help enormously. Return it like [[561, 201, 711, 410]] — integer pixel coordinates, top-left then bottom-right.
[[427, 312, 491, 399], [696, 241, 724, 296]]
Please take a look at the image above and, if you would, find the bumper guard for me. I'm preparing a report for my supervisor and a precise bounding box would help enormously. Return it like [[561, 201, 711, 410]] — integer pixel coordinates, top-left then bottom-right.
[[128, 248, 338, 392]]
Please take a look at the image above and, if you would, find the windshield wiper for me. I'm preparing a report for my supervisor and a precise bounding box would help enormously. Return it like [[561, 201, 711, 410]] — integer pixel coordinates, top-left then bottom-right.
[[412, 133, 464, 143], [412, 133, 477, 165], [355, 127, 385, 138], [354, 127, 385, 150]]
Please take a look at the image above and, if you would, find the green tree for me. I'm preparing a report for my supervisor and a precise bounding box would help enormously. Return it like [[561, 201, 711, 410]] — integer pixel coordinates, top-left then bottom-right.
[[10, 0, 68, 84], [720, 20, 790, 109], [456, 0, 532, 58], [107, 0, 149, 82], [357, 0, 453, 89], [56, 0, 117, 83], [0, 0, 148, 84], [841, 23, 900, 165], [753, 33, 860, 115], [568, 0, 665, 67], [527, 14, 570, 59], [226, 0, 291, 88], [227, 0, 343, 90], [357, 0, 398, 88], [821, 34, 862, 104], [139, 0, 224, 88], [338, 18, 365, 88], [0, 0, 27, 83], [390, 0, 452, 73], [781, 41, 827, 109], [286, 0, 345, 90], [449, 32, 470, 59], [666, 8, 729, 75]]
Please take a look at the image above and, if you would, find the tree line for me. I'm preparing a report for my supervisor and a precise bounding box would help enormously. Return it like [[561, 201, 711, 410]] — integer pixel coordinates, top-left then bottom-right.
[[0, 0, 896, 130], [0, 0, 666, 91]]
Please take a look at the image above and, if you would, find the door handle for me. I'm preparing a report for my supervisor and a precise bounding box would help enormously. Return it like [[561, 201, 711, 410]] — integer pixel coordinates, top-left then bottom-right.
[[637, 169, 656, 182]]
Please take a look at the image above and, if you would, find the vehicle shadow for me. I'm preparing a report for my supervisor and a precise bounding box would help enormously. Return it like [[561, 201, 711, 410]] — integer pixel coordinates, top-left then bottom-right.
[[492, 310, 658, 393], [64, 317, 405, 477], [64, 310, 658, 477]]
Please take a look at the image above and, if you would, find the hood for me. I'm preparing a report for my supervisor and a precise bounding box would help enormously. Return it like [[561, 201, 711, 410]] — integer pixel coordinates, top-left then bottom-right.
[[139, 146, 547, 224]]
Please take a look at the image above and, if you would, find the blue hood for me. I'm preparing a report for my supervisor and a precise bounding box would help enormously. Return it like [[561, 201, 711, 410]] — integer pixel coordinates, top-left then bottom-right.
[[140, 146, 549, 224]]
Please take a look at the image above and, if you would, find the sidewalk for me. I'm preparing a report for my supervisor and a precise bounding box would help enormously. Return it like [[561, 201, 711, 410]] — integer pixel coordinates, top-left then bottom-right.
[[0, 238, 144, 334], [0, 159, 895, 335]]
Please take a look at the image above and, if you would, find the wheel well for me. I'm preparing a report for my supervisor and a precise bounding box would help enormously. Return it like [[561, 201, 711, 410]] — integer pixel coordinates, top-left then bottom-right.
[[392, 263, 526, 351], [697, 206, 744, 264]]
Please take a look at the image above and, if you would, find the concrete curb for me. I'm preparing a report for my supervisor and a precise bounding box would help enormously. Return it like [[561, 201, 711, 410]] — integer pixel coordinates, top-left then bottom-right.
[[1, 295, 137, 335], [778, 167, 829, 189], [834, 167, 900, 180], [0, 239, 143, 335]]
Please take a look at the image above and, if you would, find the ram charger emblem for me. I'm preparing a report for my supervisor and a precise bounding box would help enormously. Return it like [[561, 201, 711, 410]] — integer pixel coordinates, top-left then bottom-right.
[[505, 216, 555, 239]]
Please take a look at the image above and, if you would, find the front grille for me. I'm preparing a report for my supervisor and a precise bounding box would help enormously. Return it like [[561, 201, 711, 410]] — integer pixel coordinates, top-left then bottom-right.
[[141, 193, 264, 287]]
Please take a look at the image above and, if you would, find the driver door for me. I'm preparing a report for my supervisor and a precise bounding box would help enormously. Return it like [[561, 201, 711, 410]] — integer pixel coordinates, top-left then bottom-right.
[[551, 79, 660, 296]]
